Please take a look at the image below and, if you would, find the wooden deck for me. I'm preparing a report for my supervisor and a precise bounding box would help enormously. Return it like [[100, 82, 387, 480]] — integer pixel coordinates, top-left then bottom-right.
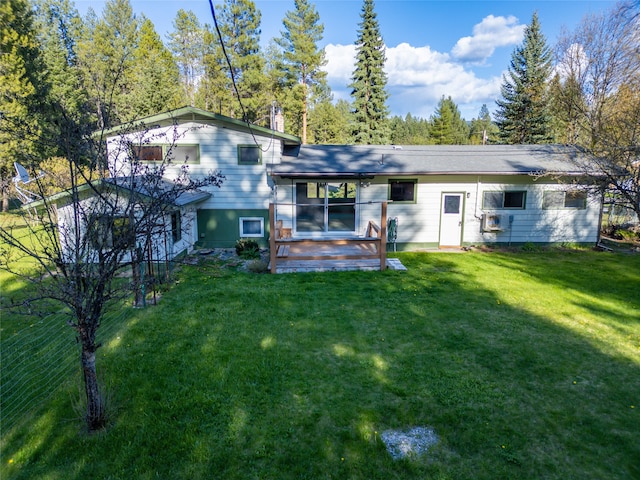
[[268, 203, 389, 274]]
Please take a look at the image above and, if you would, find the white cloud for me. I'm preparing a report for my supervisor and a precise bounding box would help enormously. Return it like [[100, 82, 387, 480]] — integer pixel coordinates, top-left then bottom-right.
[[451, 15, 525, 63], [324, 43, 356, 82], [323, 42, 504, 119]]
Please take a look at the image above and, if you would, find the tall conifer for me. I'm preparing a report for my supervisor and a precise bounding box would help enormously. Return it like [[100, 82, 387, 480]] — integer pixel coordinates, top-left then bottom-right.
[[495, 12, 552, 144], [213, 0, 267, 122], [275, 0, 326, 143], [0, 0, 49, 210], [350, 0, 389, 145]]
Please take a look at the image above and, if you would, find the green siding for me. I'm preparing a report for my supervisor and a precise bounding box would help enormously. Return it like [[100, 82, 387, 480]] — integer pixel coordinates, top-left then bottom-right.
[[197, 209, 269, 248]]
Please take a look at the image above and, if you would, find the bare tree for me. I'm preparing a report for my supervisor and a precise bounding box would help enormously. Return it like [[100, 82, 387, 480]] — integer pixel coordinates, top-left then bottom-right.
[[0, 118, 223, 431], [553, 1, 640, 222]]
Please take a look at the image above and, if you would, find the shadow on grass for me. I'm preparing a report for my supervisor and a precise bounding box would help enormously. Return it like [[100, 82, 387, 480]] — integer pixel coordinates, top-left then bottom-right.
[[2, 252, 639, 479]]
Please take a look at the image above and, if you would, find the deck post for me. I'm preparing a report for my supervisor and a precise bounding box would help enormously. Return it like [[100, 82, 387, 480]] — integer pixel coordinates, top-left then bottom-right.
[[380, 201, 387, 270], [269, 203, 277, 274]]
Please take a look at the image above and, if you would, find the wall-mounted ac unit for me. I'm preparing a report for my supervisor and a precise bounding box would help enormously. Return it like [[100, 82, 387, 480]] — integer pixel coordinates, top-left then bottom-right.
[[482, 213, 504, 232]]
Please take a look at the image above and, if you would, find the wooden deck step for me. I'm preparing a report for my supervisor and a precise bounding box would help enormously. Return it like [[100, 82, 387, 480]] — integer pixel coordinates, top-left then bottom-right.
[[276, 245, 290, 258]]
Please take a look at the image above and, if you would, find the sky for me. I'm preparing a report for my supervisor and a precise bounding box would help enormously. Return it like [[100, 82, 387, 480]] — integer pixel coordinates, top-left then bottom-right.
[[74, 0, 618, 121]]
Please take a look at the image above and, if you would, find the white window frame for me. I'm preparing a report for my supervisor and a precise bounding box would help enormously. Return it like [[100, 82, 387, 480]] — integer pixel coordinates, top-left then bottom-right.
[[239, 217, 264, 238]]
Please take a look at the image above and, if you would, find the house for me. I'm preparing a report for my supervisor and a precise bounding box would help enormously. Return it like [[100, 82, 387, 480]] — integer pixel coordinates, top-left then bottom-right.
[[103, 107, 601, 257], [271, 144, 602, 250], [35, 177, 211, 264]]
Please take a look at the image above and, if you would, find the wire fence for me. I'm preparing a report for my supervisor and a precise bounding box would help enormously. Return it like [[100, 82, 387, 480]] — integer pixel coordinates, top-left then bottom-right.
[[1, 307, 130, 433]]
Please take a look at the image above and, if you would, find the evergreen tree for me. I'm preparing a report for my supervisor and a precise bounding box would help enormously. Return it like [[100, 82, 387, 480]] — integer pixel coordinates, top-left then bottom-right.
[[197, 25, 227, 113], [275, 0, 327, 143], [168, 9, 204, 107], [308, 98, 352, 144], [76, 0, 141, 129], [34, 0, 85, 120], [129, 18, 184, 116], [495, 12, 553, 144], [350, 0, 389, 145], [211, 0, 268, 122], [0, 0, 49, 211], [469, 104, 498, 144], [430, 96, 469, 145], [389, 114, 431, 145]]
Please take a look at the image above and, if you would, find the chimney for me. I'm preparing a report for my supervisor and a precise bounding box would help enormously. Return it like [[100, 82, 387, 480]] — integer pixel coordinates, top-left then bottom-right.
[[271, 105, 285, 133]]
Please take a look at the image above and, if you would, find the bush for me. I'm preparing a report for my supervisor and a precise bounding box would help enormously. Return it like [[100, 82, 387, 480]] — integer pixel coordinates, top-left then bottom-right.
[[602, 224, 640, 241], [235, 238, 260, 259], [247, 259, 268, 273]]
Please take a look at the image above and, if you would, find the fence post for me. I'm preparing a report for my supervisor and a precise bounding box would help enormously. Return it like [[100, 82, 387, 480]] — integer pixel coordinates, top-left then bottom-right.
[[380, 201, 387, 270], [269, 203, 277, 274]]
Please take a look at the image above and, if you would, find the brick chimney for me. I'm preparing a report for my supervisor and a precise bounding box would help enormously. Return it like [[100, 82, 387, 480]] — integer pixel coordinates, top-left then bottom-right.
[[271, 106, 285, 133]]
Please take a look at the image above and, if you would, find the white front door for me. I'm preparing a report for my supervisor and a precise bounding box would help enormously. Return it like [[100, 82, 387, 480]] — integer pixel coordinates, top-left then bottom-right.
[[439, 193, 464, 247]]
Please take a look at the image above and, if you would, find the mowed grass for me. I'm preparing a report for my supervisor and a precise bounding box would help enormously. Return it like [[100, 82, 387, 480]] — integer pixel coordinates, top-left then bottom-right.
[[1, 250, 639, 479]]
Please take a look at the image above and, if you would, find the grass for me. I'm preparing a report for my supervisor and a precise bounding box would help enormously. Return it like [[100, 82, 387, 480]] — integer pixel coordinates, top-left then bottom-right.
[[1, 250, 639, 479]]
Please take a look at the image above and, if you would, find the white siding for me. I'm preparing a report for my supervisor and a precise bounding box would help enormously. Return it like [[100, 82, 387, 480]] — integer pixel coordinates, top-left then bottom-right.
[[272, 175, 601, 246], [108, 122, 283, 211]]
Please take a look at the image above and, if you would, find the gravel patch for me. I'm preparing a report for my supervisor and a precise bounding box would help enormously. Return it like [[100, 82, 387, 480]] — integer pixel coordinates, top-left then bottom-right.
[[381, 426, 438, 460]]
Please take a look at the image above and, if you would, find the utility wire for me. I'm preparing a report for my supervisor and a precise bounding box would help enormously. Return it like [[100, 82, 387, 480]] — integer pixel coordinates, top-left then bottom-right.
[[207, 0, 275, 152]]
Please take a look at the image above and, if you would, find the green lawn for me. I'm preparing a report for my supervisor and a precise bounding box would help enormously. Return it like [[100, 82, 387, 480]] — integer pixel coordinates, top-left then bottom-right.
[[1, 250, 639, 479]]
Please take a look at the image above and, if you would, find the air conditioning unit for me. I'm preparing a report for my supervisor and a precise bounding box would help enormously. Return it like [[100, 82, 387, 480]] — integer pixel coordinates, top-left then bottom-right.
[[482, 213, 504, 232]]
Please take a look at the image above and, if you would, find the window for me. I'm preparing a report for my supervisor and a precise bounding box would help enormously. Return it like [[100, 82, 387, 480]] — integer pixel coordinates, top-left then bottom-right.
[[238, 144, 262, 165], [166, 145, 199, 164], [133, 145, 163, 161], [239, 217, 264, 237], [295, 181, 357, 233], [543, 190, 587, 209], [483, 191, 526, 209], [91, 215, 134, 249], [389, 180, 417, 202], [132, 144, 199, 164], [171, 212, 182, 243]]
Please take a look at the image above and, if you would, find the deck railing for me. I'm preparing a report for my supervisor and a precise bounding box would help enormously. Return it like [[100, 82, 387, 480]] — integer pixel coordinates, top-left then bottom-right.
[[269, 202, 387, 273]]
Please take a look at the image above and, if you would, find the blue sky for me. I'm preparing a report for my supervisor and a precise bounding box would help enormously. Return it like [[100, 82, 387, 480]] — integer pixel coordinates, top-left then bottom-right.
[[75, 0, 617, 120]]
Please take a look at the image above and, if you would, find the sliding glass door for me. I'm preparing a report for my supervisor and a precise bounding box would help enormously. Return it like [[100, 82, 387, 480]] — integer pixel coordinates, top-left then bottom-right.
[[295, 181, 356, 234]]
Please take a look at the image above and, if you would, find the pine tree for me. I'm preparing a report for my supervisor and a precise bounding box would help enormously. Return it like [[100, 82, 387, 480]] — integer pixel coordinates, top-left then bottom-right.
[[168, 9, 204, 107], [495, 12, 553, 144], [34, 0, 85, 120], [430, 96, 469, 145], [0, 0, 50, 210], [469, 104, 498, 144], [275, 0, 327, 143], [129, 18, 183, 117], [211, 0, 268, 122], [350, 0, 389, 145], [76, 0, 141, 128]]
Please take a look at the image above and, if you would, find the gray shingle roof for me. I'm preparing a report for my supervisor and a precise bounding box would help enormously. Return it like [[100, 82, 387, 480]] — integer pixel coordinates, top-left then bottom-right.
[[273, 144, 588, 177]]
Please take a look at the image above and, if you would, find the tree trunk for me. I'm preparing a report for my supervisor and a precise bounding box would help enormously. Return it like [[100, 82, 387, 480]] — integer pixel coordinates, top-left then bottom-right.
[[81, 345, 106, 431]]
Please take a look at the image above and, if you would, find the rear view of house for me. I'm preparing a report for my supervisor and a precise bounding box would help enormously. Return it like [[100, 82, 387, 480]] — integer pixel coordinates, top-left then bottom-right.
[[103, 107, 602, 256]]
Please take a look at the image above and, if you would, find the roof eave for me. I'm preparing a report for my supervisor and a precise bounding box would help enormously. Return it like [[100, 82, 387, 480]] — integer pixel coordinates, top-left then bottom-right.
[[98, 106, 301, 145]]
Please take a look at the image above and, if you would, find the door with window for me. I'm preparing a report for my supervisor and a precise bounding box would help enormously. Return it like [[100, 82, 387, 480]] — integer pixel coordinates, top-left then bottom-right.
[[295, 181, 357, 235], [439, 193, 464, 247]]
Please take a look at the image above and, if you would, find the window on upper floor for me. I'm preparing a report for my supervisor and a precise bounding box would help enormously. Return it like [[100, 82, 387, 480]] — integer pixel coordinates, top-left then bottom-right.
[[483, 191, 526, 209], [238, 144, 262, 165], [131, 144, 200, 164]]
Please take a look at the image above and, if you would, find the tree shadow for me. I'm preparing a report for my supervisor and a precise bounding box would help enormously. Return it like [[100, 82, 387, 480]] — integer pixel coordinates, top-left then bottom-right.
[[2, 252, 639, 479]]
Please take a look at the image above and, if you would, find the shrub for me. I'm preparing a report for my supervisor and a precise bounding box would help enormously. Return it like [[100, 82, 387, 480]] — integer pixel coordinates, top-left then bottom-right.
[[235, 238, 260, 259], [247, 259, 268, 273]]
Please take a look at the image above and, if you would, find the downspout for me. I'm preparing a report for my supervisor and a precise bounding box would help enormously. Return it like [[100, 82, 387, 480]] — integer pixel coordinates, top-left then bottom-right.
[[474, 176, 482, 219]]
